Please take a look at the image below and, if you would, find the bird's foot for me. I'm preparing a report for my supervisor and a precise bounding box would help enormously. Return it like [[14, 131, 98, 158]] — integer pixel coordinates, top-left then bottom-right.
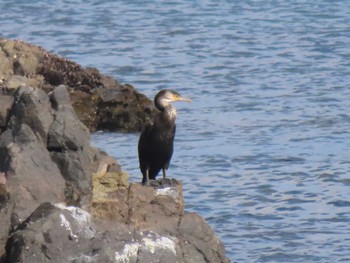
[[142, 179, 160, 187], [150, 180, 161, 187], [160, 177, 173, 186]]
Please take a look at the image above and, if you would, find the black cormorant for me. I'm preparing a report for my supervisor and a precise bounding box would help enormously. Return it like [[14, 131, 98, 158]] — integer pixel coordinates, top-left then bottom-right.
[[138, 90, 191, 185]]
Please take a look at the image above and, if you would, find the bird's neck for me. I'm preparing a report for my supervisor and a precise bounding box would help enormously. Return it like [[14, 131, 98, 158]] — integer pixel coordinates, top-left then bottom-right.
[[159, 105, 176, 125]]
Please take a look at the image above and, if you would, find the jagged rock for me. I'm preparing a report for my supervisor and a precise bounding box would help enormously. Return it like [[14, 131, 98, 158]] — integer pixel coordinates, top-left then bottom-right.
[[3, 203, 180, 263], [0, 38, 153, 132], [9, 86, 53, 144], [127, 181, 184, 235], [0, 51, 13, 78], [0, 96, 14, 129], [0, 123, 65, 219], [0, 85, 123, 258], [5, 75, 43, 91], [91, 177, 230, 263], [178, 212, 229, 263], [95, 83, 154, 131], [3, 199, 229, 263], [0, 173, 9, 211], [47, 85, 93, 206], [4, 203, 96, 263], [0, 39, 231, 262], [48, 85, 90, 151]]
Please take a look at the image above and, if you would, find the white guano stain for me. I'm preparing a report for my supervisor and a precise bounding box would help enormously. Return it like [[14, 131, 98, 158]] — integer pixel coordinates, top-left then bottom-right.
[[55, 203, 96, 239], [142, 236, 177, 254], [115, 235, 177, 262], [155, 187, 178, 200], [59, 213, 77, 240], [115, 243, 140, 263]]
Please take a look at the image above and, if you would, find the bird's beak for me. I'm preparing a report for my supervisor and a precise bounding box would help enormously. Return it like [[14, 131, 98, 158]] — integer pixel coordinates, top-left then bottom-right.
[[176, 96, 192, 102]]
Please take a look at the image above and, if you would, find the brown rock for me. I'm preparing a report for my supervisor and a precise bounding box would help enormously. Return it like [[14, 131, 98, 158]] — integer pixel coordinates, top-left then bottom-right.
[[0, 95, 14, 129], [0, 38, 153, 132], [127, 182, 183, 235], [178, 212, 230, 263], [6, 75, 42, 91], [90, 179, 230, 262], [0, 51, 13, 78], [0, 173, 9, 210]]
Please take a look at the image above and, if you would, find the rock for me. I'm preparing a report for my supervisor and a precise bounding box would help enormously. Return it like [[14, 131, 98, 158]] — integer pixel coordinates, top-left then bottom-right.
[[2, 182, 230, 263], [91, 178, 230, 262], [0, 38, 153, 132], [0, 39, 231, 262], [95, 83, 154, 132], [10, 86, 53, 144], [6, 75, 43, 91], [178, 212, 229, 263], [0, 123, 65, 219], [4, 203, 96, 263], [47, 85, 93, 206], [0, 51, 13, 78], [0, 84, 121, 258], [48, 85, 90, 151], [127, 182, 184, 235], [0, 96, 14, 129], [4, 202, 179, 263], [0, 173, 9, 210]]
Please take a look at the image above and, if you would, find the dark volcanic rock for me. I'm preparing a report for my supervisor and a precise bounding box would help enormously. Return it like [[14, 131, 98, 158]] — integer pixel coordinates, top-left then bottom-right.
[[4, 203, 95, 263], [48, 85, 90, 151], [0, 85, 120, 258], [95, 83, 154, 131], [0, 123, 65, 219], [47, 85, 92, 206], [0, 38, 153, 132], [10, 87, 53, 144]]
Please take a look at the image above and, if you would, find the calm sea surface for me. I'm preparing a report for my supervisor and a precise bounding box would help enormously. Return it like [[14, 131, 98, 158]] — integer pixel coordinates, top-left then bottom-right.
[[2, 1, 350, 262]]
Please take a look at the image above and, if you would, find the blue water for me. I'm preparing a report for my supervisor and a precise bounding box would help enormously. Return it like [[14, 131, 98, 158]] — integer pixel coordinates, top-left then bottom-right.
[[2, 1, 350, 262]]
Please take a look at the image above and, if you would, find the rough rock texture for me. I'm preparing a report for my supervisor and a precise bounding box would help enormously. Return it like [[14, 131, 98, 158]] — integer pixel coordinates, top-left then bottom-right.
[[4, 203, 181, 263], [0, 39, 230, 262], [93, 176, 230, 263], [0, 38, 154, 132], [0, 96, 14, 131], [0, 85, 230, 262], [0, 85, 119, 257], [2, 182, 229, 263]]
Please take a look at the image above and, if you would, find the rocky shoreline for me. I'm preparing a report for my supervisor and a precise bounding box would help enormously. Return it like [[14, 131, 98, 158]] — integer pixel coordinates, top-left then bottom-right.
[[0, 39, 230, 262]]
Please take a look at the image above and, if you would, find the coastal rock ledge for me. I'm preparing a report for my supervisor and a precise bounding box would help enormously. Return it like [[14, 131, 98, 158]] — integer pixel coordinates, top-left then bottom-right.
[[0, 38, 154, 133], [0, 39, 230, 263]]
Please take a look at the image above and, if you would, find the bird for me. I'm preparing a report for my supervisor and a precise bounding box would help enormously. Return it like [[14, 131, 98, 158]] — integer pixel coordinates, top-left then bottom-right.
[[138, 89, 191, 186]]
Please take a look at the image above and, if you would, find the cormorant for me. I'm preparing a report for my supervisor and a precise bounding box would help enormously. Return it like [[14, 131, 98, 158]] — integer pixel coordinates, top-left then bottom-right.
[[138, 90, 191, 185]]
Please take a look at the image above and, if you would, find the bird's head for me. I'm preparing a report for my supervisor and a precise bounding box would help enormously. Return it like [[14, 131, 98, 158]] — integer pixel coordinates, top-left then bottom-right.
[[154, 90, 191, 111]]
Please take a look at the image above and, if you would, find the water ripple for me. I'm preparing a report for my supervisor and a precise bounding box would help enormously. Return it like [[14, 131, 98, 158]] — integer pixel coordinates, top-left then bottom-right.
[[3, 0, 350, 262]]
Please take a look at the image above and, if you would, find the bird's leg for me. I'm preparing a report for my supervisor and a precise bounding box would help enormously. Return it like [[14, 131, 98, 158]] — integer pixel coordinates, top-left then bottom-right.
[[161, 168, 172, 186], [142, 168, 150, 186], [162, 168, 167, 180]]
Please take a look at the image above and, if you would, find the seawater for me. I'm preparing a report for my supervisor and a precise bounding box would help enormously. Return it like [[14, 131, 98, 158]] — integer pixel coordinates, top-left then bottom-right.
[[2, 1, 350, 262]]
